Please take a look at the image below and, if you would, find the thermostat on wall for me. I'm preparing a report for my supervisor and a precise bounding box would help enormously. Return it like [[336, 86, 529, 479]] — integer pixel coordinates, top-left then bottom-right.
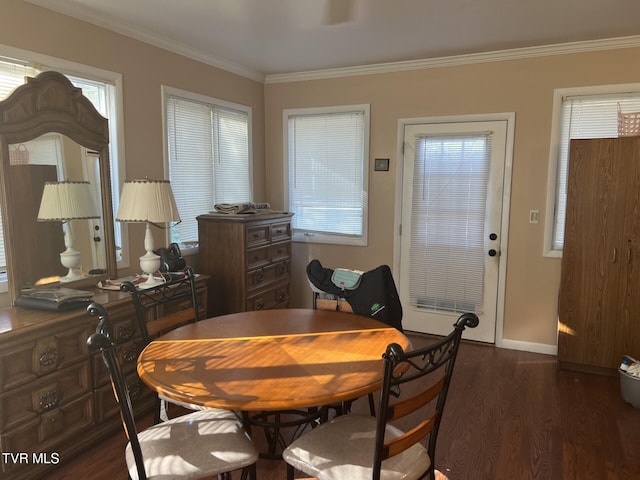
[[374, 158, 389, 171]]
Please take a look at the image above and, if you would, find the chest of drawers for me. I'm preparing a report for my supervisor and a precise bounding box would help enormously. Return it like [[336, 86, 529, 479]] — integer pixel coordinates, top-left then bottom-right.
[[197, 212, 293, 316]]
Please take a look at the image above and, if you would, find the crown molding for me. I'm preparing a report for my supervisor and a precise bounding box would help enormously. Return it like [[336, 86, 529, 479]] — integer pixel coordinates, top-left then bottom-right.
[[26, 0, 265, 83], [264, 35, 640, 84]]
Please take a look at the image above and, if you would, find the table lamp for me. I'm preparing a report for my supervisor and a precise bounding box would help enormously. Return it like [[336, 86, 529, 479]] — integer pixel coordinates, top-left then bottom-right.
[[116, 178, 180, 289], [37, 180, 101, 282]]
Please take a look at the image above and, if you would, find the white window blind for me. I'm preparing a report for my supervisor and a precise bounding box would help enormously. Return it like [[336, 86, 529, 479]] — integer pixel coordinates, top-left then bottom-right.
[[166, 93, 251, 245], [287, 106, 369, 245], [409, 134, 490, 313], [553, 94, 640, 250], [0, 60, 39, 274]]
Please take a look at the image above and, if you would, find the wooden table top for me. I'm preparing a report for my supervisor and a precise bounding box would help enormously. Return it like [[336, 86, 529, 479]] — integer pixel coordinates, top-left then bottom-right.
[[137, 308, 410, 411]]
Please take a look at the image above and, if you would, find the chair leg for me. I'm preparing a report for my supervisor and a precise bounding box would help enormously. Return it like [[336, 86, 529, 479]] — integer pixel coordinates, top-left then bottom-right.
[[239, 462, 256, 480], [368, 392, 376, 417], [153, 395, 162, 424], [286, 463, 295, 480]]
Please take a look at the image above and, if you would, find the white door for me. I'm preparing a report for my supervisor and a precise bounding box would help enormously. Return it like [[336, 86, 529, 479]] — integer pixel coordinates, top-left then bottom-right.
[[83, 149, 106, 269], [399, 118, 512, 343]]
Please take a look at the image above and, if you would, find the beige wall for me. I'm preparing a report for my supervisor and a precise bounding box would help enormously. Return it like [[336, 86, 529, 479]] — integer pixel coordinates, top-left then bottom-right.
[[0, 0, 265, 281], [265, 48, 640, 348]]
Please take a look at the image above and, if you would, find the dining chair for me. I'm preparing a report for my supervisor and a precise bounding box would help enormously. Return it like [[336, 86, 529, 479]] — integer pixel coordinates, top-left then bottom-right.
[[283, 311, 479, 480], [86, 302, 259, 480], [307, 259, 405, 417], [120, 266, 209, 423]]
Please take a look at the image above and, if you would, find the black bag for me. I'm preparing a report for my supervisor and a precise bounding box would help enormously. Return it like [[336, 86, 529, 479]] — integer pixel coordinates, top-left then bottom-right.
[[154, 243, 186, 272], [307, 260, 403, 331]]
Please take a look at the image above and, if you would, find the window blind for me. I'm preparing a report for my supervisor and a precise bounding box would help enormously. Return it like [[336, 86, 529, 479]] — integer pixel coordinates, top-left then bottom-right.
[[287, 110, 366, 238], [166, 95, 250, 244], [553, 94, 640, 250], [0, 60, 39, 271], [409, 134, 491, 314]]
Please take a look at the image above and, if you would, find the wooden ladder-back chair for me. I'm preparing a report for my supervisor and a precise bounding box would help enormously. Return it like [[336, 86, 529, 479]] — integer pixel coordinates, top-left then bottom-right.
[[121, 266, 208, 423], [86, 302, 258, 480], [283, 312, 479, 480]]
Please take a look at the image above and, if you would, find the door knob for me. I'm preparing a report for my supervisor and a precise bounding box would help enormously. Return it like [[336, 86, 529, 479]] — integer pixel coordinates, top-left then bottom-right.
[[489, 233, 497, 241], [488, 249, 498, 257]]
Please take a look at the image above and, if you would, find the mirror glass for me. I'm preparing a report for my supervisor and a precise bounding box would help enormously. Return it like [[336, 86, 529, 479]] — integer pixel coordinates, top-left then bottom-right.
[[0, 71, 117, 305], [8, 134, 107, 287]]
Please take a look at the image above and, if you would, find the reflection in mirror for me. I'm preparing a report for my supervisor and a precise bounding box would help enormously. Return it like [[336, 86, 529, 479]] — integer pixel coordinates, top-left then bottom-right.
[[10, 135, 108, 287], [0, 71, 117, 305]]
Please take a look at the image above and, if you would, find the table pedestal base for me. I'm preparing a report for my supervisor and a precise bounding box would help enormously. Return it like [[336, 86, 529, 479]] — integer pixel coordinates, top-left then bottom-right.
[[242, 407, 326, 460]]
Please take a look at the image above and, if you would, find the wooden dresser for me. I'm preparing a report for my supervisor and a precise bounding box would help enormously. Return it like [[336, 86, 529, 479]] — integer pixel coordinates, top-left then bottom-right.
[[197, 212, 293, 316], [0, 277, 207, 479]]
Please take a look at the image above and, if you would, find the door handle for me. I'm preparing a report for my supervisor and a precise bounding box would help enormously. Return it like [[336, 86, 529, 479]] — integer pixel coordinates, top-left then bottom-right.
[[488, 249, 498, 257]]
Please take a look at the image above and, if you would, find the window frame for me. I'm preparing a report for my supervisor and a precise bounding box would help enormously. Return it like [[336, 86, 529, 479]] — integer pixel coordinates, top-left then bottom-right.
[[283, 104, 370, 246], [161, 85, 253, 253], [544, 82, 640, 257]]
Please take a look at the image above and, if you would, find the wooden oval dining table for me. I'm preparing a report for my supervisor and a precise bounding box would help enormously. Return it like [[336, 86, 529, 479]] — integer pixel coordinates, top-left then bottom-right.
[[136, 308, 411, 412]]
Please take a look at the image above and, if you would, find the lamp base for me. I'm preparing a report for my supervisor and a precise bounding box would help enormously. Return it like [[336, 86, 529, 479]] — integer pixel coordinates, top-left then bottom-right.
[[138, 250, 163, 289], [60, 249, 85, 283], [60, 269, 86, 283]]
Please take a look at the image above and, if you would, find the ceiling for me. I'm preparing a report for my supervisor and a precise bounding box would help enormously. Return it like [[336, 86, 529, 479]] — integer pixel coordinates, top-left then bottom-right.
[[27, 0, 640, 81]]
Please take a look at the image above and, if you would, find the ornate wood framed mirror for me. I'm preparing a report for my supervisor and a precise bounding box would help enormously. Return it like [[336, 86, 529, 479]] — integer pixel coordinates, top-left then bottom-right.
[[0, 71, 117, 305]]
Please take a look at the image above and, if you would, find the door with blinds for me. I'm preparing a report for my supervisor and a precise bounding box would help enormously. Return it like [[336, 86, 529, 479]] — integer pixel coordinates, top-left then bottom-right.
[[399, 119, 510, 343]]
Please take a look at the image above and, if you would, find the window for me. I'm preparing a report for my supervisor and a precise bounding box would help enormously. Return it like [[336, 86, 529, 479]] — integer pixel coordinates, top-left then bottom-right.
[[164, 87, 252, 247], [285, 104, 370, 246], [545, 84, 640, 256]]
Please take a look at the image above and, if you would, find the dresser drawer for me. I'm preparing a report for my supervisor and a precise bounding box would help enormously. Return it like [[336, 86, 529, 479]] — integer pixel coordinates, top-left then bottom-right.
[[94, 371, 154, 422], [246, 283, 290, 311], [271, 242, 291, 262], [246, 245, 271, 270], [247, 260, 291, 293], [0, 323, 91, 392], [0, 393, 93, 474], [91, 338, 144, 388], [271, 221, 291, 242], [0, 362, 90, 432], [246, 224, 270, 248]]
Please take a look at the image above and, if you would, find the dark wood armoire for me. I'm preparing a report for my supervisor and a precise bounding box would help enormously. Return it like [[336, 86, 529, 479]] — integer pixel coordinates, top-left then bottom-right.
[[558, 136, 640, 374]]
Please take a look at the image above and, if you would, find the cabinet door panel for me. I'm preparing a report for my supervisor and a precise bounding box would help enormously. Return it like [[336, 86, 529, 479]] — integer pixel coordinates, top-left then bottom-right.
[[559, 138, 627, 368], [616, 137, 640, 363]]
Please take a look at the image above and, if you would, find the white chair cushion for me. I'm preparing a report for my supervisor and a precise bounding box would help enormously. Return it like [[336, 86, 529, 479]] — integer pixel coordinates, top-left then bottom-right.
[[283, 414, 431, 480], [126, 409, 258, 480]]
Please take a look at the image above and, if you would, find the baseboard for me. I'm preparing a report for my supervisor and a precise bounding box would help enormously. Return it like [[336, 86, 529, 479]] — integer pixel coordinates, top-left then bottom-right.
[[498, 338, 557, 356]]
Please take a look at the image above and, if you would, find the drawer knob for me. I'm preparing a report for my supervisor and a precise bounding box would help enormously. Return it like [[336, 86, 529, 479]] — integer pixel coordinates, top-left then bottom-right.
[[255, 302, 264, 310], [123, 347, 138, 362], [39, 347, 58, 367], [276, 228, 283, 234], [256, 268, 264, 283], [277, 263, 286, 274], [39, 391, 59, 411], [128, 382, 142, 400], [119, 326, 134, 341]]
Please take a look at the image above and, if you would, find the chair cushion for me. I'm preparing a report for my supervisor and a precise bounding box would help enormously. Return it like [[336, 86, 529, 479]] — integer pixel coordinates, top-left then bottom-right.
[[126, 409, 258, 480], [283, 414, 431, 480]]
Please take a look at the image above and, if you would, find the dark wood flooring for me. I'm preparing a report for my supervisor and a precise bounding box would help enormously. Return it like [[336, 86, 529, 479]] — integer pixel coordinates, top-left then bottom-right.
[[45, 333, 640, 479]]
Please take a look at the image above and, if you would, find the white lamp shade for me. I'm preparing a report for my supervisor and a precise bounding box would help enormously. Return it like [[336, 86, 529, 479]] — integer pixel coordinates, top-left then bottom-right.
[[37, 181, 100, 221], [116, 179, 180, 224]]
